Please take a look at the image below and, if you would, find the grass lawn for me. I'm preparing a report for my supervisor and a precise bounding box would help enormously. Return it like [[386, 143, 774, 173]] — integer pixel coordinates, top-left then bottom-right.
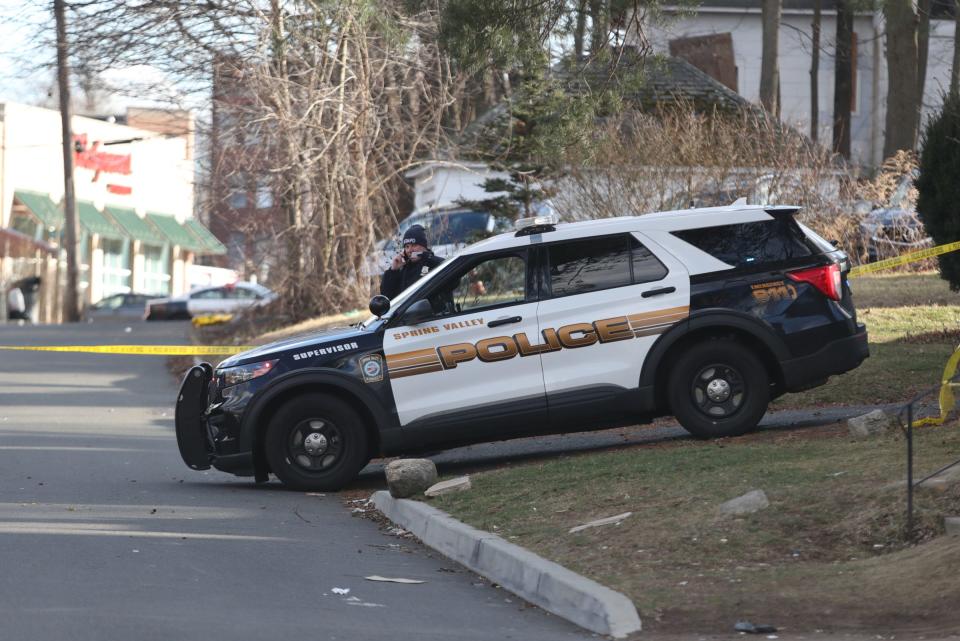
[[428, 422, 960, 635], [775, 272, 960, 409]]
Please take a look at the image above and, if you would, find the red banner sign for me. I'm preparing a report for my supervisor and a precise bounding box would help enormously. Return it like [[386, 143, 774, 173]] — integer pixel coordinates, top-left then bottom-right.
[[74, 134, 132, 179]]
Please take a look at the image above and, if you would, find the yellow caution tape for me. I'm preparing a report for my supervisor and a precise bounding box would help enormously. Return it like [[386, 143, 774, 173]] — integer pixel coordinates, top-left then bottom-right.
[[192, 313, 234, 328], [849, 240, 960, 277], [913, 344, 960, 427], [0, 345, 254, 356]]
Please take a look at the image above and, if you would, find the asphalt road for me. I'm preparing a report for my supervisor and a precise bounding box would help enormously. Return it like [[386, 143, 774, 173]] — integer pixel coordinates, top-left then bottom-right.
[[0, 321, 590, 641]]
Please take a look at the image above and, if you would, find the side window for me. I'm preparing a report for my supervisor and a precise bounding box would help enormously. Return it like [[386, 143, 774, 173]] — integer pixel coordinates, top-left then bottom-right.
[[427, 253, 527, 316], [631, 238, 668, 284], [548, 236, 632, 297], [672, 218, 814, 267], [192, 288, 224, 300]]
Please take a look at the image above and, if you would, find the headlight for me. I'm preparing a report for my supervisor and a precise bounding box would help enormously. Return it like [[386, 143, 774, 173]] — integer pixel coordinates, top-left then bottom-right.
[[218, 359, 278, 388]]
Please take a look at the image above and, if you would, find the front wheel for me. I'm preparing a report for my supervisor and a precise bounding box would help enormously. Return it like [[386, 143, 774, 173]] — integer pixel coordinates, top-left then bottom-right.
[[667, 340, 770, 439], [264, 394, 370, 491]]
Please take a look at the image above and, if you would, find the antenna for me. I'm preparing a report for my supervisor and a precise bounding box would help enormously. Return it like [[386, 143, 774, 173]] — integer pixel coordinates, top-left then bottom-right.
[[730, 197, 748, 207]]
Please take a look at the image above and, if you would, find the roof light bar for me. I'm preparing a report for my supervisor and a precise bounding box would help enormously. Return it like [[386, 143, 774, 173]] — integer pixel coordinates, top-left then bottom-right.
[[514, 214, 559, 236]]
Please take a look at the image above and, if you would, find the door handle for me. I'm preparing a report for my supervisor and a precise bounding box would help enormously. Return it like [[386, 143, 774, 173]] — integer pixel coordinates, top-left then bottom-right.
[[487, 316, 522, 328], [642, 286, 676, 298]]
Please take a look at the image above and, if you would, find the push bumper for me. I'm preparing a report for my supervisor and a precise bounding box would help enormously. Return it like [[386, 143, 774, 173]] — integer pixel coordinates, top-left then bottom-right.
[[175, 363, 214, 470], [781, 324, 869, 391]]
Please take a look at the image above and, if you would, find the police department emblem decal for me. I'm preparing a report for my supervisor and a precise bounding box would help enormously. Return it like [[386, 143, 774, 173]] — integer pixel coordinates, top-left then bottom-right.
[[360, 354, 384, 383]]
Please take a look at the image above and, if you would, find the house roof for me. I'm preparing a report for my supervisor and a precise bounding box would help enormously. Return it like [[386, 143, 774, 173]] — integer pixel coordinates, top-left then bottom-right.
[[457, 55, 753, 157], [687, 0, 955, 17]]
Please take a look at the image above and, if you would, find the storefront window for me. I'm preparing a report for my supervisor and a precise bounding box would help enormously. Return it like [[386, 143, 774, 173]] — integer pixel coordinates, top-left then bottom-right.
[[142, 243, 171, 296], [101, 237, 132, 296]]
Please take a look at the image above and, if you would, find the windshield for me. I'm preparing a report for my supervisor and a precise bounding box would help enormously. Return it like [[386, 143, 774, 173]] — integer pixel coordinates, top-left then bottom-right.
[[427, 211, 492, 244], [360, 253, 461, 328]]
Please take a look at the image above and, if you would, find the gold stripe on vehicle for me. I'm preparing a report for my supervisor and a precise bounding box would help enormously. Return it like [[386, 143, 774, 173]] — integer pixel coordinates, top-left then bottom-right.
[[388, 363, 444, 378]]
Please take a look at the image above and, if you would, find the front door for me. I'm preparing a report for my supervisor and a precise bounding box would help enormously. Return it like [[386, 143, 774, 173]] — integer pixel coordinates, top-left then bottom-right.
[[534, 232, 690, 418], [383, 249, 546, 435]]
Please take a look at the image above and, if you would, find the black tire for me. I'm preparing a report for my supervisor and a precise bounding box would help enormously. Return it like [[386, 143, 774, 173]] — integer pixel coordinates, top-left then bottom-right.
[[264, 394, 370, 491], [667, 339, 770, 439]]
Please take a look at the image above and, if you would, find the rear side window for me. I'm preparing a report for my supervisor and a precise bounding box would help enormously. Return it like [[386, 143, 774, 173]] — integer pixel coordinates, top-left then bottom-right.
[[547, 235, 667, 297], [672, 218, 814, 267]]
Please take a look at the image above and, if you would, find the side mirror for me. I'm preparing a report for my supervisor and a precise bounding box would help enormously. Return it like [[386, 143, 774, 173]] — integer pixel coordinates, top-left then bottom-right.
[[369, 295, 391, 318], [403, 299, 433, 325]]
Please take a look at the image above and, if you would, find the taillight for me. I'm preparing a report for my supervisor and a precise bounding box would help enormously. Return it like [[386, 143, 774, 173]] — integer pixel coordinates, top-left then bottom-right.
[[787, 263, 842, 301]]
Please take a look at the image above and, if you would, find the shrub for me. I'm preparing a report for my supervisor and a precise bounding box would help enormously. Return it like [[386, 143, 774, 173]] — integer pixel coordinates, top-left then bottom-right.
[[916, 93, 960, 290]]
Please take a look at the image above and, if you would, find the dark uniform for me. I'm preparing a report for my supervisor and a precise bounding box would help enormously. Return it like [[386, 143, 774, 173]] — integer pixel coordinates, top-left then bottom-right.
[[379, 224, 444, 299]]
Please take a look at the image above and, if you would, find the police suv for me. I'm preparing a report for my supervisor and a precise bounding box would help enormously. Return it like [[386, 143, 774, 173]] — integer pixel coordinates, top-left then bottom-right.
[[176, 204, 869, 491]]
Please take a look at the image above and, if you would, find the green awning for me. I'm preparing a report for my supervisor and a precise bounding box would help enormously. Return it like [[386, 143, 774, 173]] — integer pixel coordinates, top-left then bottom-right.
[[105, 206, 167, 245], [78, 201, 126, 240], [146, 212, 204, 250], [184, 219, 227, 255], [14, 191, 63, 229]]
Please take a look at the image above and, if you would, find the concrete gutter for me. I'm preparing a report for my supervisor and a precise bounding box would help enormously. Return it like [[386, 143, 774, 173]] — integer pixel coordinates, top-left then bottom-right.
[[371, 490, 642, 638]]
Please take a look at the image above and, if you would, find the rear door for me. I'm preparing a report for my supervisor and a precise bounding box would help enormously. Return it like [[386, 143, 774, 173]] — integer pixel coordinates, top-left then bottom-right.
[[383, 249, 547, 434], [535, 233, 689, 418]]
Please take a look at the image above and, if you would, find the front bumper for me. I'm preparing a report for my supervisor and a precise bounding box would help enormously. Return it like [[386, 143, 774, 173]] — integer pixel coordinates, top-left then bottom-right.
[[780, 325, 869, 391], [175, 363, 215, 470]]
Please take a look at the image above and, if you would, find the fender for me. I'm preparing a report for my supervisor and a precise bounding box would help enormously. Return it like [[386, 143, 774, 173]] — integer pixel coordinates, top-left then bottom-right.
[[639, 309, 791, 389], [239, 367, 399, 453]]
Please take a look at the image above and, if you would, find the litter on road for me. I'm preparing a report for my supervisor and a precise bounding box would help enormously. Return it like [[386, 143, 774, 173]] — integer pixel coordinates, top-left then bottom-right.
[[364, 575, 425, 584], [331, 587, 350, 595]]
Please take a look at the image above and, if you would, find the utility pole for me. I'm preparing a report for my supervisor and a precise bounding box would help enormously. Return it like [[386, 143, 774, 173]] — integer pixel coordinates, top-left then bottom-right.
[[54, 0, 80, 322]]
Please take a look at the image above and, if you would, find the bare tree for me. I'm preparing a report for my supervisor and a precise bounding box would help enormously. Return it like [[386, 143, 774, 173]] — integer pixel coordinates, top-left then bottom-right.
[[832, 0, 854, 158], [49, 0, 458, 319], [810, 0, 821, 142], [951, 0, 960, 98], [884, 0, 920, 157], [760, 0, 781, 117]]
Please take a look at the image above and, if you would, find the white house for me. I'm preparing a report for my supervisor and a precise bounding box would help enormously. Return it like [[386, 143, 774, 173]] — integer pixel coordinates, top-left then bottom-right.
[[639, 1, 957, 166]]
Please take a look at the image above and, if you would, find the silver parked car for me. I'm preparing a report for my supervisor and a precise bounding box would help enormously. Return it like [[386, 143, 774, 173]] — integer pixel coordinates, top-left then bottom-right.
[[146, 283, 276, 321]]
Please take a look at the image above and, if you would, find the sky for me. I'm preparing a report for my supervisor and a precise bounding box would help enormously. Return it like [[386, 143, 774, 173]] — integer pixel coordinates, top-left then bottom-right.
[[0, 0, 206, 113]]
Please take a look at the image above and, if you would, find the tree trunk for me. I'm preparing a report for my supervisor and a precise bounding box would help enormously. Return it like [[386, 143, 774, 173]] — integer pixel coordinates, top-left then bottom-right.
[[589, 0, 608, 55], [917, 0, 931, 129], [760, 0, 781, 117], [574, 0, 587, 60], [884, 0, 920, 157], [833, 0, 854, 158], [54, 0, 80, 322], [810, 0, 821, 141], [950, 0, 960, 97]]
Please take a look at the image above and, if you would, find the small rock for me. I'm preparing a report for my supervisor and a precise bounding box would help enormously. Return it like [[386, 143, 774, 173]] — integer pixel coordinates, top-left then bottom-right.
[[847, 409, 894, 438], [734, 620, 777, 634], [385, 459, 437, 498], [719, 490, 769, 516], [425, 476, 472, 497]]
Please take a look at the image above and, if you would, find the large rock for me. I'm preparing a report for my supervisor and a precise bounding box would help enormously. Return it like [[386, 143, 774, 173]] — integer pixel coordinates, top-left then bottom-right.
[[385, 459, 438, 498], [425, 476, 472, 498], [847, 409, 894, 438], [946, 517, 960, 536], [719, 490, 769, 516]]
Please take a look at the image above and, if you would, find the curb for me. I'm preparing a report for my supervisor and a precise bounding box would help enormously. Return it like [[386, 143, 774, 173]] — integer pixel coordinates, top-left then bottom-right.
[[371, 490, 642, 638]]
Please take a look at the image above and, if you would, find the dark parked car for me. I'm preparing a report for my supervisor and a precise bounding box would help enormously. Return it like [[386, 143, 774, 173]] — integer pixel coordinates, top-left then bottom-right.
[[85, 293, 162, 321]]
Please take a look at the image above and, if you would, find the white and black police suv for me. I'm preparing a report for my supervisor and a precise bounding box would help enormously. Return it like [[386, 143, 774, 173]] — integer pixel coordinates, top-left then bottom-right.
[[176, 203, 869, 490]]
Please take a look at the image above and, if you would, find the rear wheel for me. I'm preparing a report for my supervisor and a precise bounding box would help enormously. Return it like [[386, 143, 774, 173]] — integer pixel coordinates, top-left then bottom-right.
[[264, 394, 369, 491], [667, 339, 770, 439]]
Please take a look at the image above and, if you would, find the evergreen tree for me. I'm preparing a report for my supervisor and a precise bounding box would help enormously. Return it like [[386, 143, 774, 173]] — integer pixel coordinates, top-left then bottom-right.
[[916, 93, 960, 290]]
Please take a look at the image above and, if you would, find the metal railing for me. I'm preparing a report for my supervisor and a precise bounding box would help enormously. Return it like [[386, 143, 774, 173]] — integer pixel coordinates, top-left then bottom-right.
[[897, 370, 960, 535]]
